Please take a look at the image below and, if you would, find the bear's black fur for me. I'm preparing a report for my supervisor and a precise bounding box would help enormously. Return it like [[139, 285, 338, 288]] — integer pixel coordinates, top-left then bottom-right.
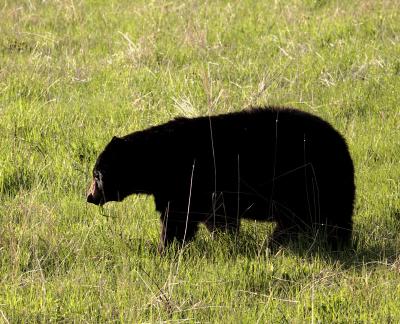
[[87, 107, 355, 251]]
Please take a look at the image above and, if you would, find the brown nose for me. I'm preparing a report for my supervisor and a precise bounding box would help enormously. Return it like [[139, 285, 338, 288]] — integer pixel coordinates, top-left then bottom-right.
[[87, 193, 95, 203], [86, 180, 99, 205]]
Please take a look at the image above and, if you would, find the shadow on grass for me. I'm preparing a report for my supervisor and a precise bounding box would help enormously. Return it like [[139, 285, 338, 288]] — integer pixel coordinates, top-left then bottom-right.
[[114, 211, 400, 270], [152, 228, 400, 270]]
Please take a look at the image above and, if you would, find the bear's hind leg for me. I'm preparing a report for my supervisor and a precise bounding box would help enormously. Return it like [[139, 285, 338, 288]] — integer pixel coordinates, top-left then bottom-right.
[[324, 214, 353, 250], [269, 219, 301, 247], [268, 200, 315, 247]]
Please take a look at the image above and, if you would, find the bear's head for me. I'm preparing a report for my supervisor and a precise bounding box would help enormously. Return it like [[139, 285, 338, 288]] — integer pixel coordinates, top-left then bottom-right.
[[87, 136, 130, 206]]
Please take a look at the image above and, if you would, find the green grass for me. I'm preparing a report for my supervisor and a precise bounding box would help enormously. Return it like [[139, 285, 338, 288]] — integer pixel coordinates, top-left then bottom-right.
[[1, 0, 400, 322]]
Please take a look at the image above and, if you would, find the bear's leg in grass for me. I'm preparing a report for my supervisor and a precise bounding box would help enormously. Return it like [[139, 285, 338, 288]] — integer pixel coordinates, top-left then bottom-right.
[[158, 212, 200, 252], [268, 202, 305, 246], [203, 194, 241, 235], [321, 206, 353, 248], [269, 201, 353, 248]]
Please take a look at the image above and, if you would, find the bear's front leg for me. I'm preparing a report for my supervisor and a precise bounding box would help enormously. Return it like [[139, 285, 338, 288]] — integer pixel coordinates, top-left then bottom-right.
[[158, 214, 199, 253]]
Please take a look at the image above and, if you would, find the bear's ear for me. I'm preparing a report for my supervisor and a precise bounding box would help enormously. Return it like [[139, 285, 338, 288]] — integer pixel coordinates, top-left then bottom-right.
[[108, 136, 126, 150], [111, 136, 125, 145], [111, 136, 122, 142]]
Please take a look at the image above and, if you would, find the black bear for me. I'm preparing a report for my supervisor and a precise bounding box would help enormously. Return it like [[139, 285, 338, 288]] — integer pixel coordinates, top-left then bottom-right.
[[87, 107, 355, 251]]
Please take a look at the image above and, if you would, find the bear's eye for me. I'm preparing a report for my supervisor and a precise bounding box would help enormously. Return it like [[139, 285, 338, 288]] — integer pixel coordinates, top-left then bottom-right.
[[94, 171, 104, 189], [93, 171, 103, 182]]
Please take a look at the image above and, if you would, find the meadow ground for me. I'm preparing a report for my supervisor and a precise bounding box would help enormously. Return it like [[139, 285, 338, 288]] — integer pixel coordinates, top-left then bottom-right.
[[1, 0, 400, 322]]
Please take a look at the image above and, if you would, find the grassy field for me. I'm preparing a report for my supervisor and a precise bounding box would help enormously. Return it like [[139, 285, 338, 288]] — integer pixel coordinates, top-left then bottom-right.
[[1, 0, 400, 322]]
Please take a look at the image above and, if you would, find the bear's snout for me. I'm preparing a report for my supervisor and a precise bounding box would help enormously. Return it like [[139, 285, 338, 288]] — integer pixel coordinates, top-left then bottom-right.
[[86, 191, 95, 204], [87, 180, 103, 205]]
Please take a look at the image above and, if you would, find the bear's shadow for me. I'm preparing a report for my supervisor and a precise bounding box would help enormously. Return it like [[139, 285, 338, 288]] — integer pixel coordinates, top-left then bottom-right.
[[109, 210, 400, 270], [136, 229, 400, 271]]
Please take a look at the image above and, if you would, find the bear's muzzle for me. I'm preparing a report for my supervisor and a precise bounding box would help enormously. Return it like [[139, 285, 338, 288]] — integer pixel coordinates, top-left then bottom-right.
[[86, 179, 104, 205]]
